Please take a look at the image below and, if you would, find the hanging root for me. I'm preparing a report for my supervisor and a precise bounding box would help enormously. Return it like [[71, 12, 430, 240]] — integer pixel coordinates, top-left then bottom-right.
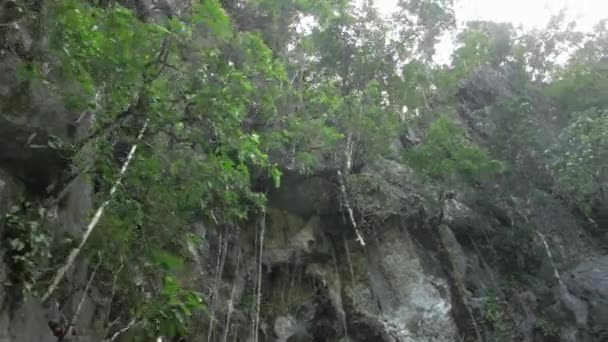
[[337, 170, 365, 246], [344, 236, 355, 283], [49, 254, 103, 341], [337, 132, 365, 246], [253, 210, 266, 342], [222, 247, 242, 342], [69, 254, 103, 329], [104, 261, 124, 334], [208, 228, 230, 341]]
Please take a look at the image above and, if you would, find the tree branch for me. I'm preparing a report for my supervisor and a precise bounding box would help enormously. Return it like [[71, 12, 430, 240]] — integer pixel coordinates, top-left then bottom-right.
[[63, 253, 104, 338], [42, 120, 149, 303], [104, 318, 137, 342]]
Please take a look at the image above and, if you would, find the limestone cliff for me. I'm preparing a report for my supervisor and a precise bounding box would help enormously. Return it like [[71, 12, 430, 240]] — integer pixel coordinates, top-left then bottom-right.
[[0, 1, 606, 341]]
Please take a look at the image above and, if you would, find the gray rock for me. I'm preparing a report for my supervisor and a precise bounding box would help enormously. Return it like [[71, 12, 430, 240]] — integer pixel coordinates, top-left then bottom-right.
[[0, 168, 21, 216], [274, 315, 296, 342], [263, 209, 325, 265], [57, 175, 94, 238], [268, 171, 337, 216], [442, 196, 493, 238], [558, 284, 588, 328], [438, 225, 467, 282], [351, 225, 458, 342], [566, 256, 608, 338], [0, 169, 22, 316], [457, 66, 514, 112], [6, 299, 55, 342]]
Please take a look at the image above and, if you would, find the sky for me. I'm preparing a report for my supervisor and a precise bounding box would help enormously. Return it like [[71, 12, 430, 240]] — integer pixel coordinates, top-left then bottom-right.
[[376, 0, 608, 31], [374, 0, 608, 64]]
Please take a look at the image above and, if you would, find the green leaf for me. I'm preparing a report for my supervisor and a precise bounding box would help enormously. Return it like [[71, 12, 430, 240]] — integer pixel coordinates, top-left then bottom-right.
[[270, 166, 282, 188]]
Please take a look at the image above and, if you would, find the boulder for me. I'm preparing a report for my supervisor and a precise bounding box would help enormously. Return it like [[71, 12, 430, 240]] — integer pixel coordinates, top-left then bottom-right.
[[566, 256, 608, 339]]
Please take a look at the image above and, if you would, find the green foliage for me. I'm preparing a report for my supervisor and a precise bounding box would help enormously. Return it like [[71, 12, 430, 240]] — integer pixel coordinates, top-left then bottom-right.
[[10, 0, 607, 338], [49, 0, 163, 113], [138, 276, 204, 339], [194, 0, 233, 39], [405, 117, 503, 184], [492, 224, 543, 275], [548, 108, 607, 212], [534, 317, 559, 338], [2, 203, 51, 298], [481, 293, 514, 342], [39, 0, 285, 337], [545, 62, 608, 125], [482, 294, 505, 323]]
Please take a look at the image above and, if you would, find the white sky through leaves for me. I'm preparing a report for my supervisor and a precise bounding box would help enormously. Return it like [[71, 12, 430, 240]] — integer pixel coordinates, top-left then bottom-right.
[[374, 0, 608, 64], [376, 0, 608, 30]]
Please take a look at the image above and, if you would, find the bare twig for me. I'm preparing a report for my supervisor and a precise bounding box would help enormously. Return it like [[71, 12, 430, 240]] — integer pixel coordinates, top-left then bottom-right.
[[104, 262, 124, 329], [250, 222, 259, 339], [42, 120, 150, 303], [343, 237, 355, 283], [0, 18, 24, 27], [253, 210, 266, 342], [104, 318, 137, 342], [68, 253, 104, 332], [207, 228, 229, 341], [222, 247, 242, 342]]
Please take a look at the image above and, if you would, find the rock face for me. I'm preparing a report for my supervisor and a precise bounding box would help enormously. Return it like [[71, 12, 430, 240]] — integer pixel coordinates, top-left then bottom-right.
[[0, 11, 103, 340], [237, 208, 459, 342], [0, 135, 104, 341], [1, 11, 606, 342], [351, 225, 457, 342], [566, 256, 608, 340]]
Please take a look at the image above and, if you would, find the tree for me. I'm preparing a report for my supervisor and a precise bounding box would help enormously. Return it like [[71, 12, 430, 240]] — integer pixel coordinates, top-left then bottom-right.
[[548, 108, 607, 214]]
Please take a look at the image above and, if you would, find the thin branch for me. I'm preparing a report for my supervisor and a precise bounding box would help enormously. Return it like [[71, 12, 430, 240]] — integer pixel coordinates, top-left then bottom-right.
[[207, 229, 229, 341], [104, 316, 122, 337], [253, 210, 266, 342], [222, 247, 242, 342], [250, 221, 259, 339], [145, 38, 172, 83], [42, 120, 149, 303], [104, 318, 137, 342], [343, 237, 355, 283], [581, 167, 605, 201], [104, 262, 124, 329], [68, 253, 104, 331], [0, 18, 24, 27]]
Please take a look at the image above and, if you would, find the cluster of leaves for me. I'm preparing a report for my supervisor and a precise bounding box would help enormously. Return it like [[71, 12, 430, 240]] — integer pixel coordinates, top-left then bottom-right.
[[492, 223, 543, 276], [548, 108, 607, 213], [138, 276, 204, 340], [49, 0, 165, 114], [39, 0, 290, 337], [405, 117, 503, 185], [430, 14, 607, 215], [534, 317, 559, 338], [480, 293, 514, 342], [1, 202, 51, 299]]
